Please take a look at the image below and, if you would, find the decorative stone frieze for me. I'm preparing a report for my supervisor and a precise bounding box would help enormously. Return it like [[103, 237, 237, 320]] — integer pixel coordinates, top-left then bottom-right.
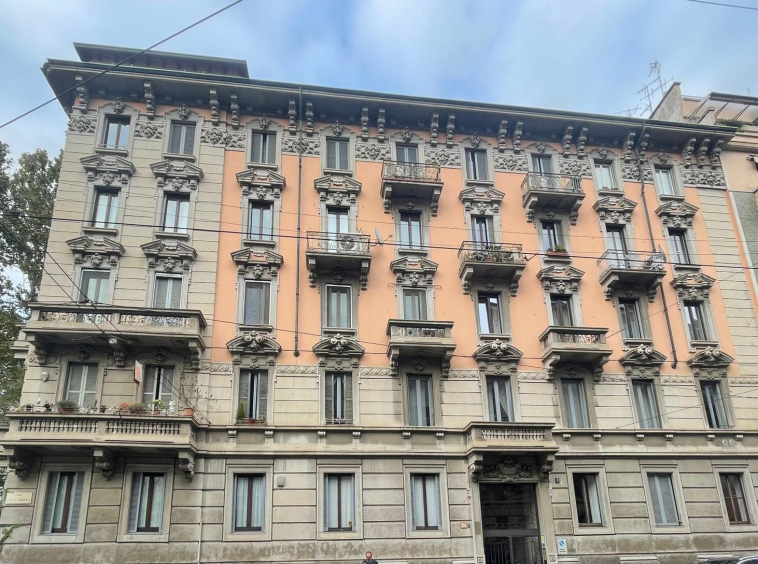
[[424, 147, 461, 167], [621, 163, 653, 182], [593, 195, 637, 223], [390, 256, 437, 286], [151, 159, 204, 191], [619, 344, 666, 378], [355, 141, 391, 161], [66, 235, 125, 266], [227, 331, 281, 367], [493, 152, 528, 172], [315, 174, 361, 203], [680, 168, 726, 188], [282, 136, 320, 155], [687, 346, 734, 378], [481, 457, 534, 482], [232, 248, 283, 277], [80, 154, 135, 185], [200, 126, 244, 148], [656, 200, 699, 227], [67, 114, 96, 133], [670, 271, 716, 299], [537, 264, 584, 294], [141, 239, 197, 270], [558, 158, 592, 178], [134, 119, 162, 139], [237, 167, 285, 198]]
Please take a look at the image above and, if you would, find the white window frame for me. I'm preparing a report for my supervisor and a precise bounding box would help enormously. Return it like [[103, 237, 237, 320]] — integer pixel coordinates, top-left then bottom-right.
[[234, 368, 271, 424], [629, 377, 665, 430], [403, 464, 450, 539], [485, 375, 515, 422], [223, 465, 273, 541], [559, 376, 595, 429], [713, 464, 758, 532], [141, 365, 176, 405], [316, 465, 363, 540], [78, 268, 111, 305], [91, 187, 120, 229], [639, 464, 690, 534], [697, 378, 732, 430], [566, 465, 615, 535], [406, 373, 435, 427], [117, 464, 174, 542], [324, 284, 353, 330], [592, 160, 619, 192], [152, 273, 184, 309], [62, 361, 100, 408], [241, 280, 272, 327], [31, 463, 92, 544], [475, 290, 507, 336]]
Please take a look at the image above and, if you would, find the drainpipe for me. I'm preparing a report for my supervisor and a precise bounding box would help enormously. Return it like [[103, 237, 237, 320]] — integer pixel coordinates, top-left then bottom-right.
[[636, 121, 678, 368], [294, 87, 304, 357]]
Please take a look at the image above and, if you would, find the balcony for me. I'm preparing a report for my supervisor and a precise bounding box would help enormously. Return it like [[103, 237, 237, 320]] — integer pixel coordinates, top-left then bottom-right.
[[386, 319, 456, 376], [381, 161, 443, 215], [457, 242, 527, 295], [20, 303, 206, 358], [521, 172, 584, 224], [597, 249, 666, 301], [305, 231, 372, 289], [465, 422, 558, 455], [539, 326, 612, 378]]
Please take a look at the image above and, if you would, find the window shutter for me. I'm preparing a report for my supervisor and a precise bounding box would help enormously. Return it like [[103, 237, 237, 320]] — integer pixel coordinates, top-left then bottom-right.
[[407, 145, 418, 164], [476, 151, 488, 180], [127, 472, 143, 532], [42, 472, 60, 534], [160, 367, 174, 403], [143, 365, 158, 403], [344, 374, 353, 423], [65, 364, 84, 403], [324, 373, 334, 422], [252, 133, 262, 163], [238, 372, 250, 417], [327, 140, 337, 169], [410, 475, 417, 529], [155, 277, 168, 308], [257, 372, 268, 422], [182, 124, 196, 155], [82, 364, 97, 408], [169, 278, 182, 309], [169, 124, 182, 154], [338, 140, 348, 170], [68, 472, 85, 533], [266, 134, 276, 164]]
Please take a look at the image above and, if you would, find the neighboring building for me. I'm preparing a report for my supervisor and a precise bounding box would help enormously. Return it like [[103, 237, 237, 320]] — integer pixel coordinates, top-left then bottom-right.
[[1, 45, 758, 564]]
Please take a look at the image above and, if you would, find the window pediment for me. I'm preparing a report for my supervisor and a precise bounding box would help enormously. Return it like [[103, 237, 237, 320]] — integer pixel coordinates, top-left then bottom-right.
[[313, 334, 365, 367], [537, 265, 584, 293], [391, 256, 438, 285], [459, 187, 504, 214], [80, 154, 135, 185], [232, 248, 283, 277], [237, 167, 285, 198], [151, 159, 204, 191], [473, 339, 522, 374], [227, 331, 281, 365], [66, 235, 125, 266], [656, 200, 699, 227], [141, 240, 197, 270], [671, 272, 715, 299], [687, 346, 734, 378], [315, 174, 361, 204], [619, 344, 666, 378], [593, 196, 637, 223]]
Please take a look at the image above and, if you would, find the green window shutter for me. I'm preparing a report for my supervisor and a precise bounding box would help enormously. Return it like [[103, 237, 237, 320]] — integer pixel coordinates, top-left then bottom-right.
[[257, 372, 268, 422], [324, 373, 334, 422], [344, 374, 353, 423], [68, 472, 85, 533]]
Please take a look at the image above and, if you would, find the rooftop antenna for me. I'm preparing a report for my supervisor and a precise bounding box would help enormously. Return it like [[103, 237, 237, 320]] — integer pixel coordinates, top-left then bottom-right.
[[637, 61, 673, 117], [374, 227, 392, 246]]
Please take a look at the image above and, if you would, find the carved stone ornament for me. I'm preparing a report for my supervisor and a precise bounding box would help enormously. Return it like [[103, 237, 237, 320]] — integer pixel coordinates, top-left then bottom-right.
[[400, 127, 413, 143], [282, 136, 320, 155], [142, 239, 197, 270], [151, 159, 203, 191], [424, 147, 461, 167], [537, 265, 584, 294], [67, 235, 125, 266], [313, 334, 365, 368], [178, 104, 192, 120], [656, 200, 699, 227], [469, 133, 482, 148], [201, 127, 233, 146], [376, 108, 386, 142], [356, 142, 391, 161], [68, 114, 96, 133], [391, 256, 438, 286], [94, 449, 116, 481], [493, 152, 528, 172], [315, 174, 361, 204], [178, 453, 195, 482], [360, 107, 369, 141], [680, 168, 726, 188], [670, 271, 715, 300], [497, 119, 508, 152], [593, 196, 637, 223], [512, 122, 523, 154], [111, 98, 126, 114], [237, 167, 285, 198], [331, 120, 344, 137], [134, 120, 162, 139], [622, 132, 637, 163], [687, 346, 734, 378], [144, 81, 156, 119], [621, 163, 653, 183], [81, 154, 136, 185], [227, 332, 281, 365], [430, 113, 439, 147], [473, 340, 523, 374], [258, 114, 271, 130], [619, 344, 666, 378], [232, 248, 283, 277], [482, 457, 534, 482], [459, 186, 504, 214], [558, 158, 592, 178], [446, 114, 455, 148], [9, 455, 31, 480]]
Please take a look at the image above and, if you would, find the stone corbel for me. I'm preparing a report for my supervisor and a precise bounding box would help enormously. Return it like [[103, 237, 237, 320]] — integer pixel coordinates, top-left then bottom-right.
[[75, 75, 89, 113], [446, 114, 455, 148], [360, 107, 369, 141], [576, 127, 588, 158], [637, 133, 649, 161], [230, 93, 240, 130], [622, 132, 636, 162], [468, 454, 484, 483], [286, 100, 296, 134], [562, 126, 574, 157], [376, 108, 386, 142], [209, 89, 219, 126], [6, 448, 31, 481], [710, 139, 724, 168], [696, 138, 710, 168], [497, 119, 508, 152], [539, 455, 555, 482], [681, 137, 696, 168], [430, 113, 439, 147], [178, 452, 195, 482], [305, 101, 314, 136], [144, 81, 155, 119], [512, 122, 523, 154], [93, 448, 116, 481]]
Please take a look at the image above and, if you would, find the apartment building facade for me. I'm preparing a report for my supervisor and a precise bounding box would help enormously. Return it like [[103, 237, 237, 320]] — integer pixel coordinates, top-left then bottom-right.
[[1, 44, 757, 564]]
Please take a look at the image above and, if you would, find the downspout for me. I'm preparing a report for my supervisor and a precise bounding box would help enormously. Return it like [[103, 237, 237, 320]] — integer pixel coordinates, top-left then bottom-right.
[[294, 87, 304, 356], [636, 121, 678, 368]]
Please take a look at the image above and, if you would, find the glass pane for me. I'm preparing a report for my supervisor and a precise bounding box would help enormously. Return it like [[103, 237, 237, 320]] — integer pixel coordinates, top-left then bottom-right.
[[633, 380, 661, 429], [702, 381, 728, 429], [562, 379, 589, 428], [244, 282, 269, 325]]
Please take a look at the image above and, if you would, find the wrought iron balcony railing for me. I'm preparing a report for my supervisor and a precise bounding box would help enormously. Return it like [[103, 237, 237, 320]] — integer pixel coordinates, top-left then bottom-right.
[[521, 172, 582, 194], [597, 249, 665, 275], [306, 231, 371, 255], [457, 241, 525, 264], [382, 161, 441, 183]]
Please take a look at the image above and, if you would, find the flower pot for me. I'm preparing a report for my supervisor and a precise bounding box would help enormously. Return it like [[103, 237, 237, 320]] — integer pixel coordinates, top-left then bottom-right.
[[182, 407, 195, 417], [59, 408, 76, 414], [99, 406, 107, 413]]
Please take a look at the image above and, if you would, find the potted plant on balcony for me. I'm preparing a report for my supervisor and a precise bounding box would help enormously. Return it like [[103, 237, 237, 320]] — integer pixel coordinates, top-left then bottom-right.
[[99, 404, 107, 414], [546, 243, 568, 256], [44, 403, 53, 413], [117, 402, 130, 414], [235, 401, 246, 424], [127, 402, 149, 415], [56, 399, 78, 414], [151, 399, 166, 415]]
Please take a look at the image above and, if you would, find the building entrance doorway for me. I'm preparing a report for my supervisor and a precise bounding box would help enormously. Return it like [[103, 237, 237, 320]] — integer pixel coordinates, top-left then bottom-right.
[[480, 483, 542, 564]]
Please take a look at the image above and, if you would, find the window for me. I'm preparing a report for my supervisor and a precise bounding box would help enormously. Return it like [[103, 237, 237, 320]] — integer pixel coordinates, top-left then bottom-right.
[[403, 288, 428, 321], [683, 301, 709, 341], [128, 473, 166, 533], [618, 299, 644, 340], [324, 474, 355, 531], [396, 144, 418, 164], [541, 220, 564, 251], [550, 295, 574, 326], [702, 381, 729, 429], [92, 189, 119, 228], [42, 471, 85, 534], [573, 474, 603, 526], [233, 474, 266, 531], [562, 378, 590, 428], [79, 270, 109, 304], [408, 374, 434, 427], [325, 373, 352, 424], [168, 122, 196, 156], [399, 212, 423, 250], [487, 376, 513, 422], [251, 132, 276, 164], [247, 202, 272, 240], [532, 155, 554, 175], [326, 138, 349, 170], [244, 281, 270, 325], [594, 162, 617, 190], [64, 363, 98, 407], [327, 207, 349, 239], [720, 473, 750, 524], [410, 474, 441, 530], [153, 275, 182, 309], [102, 116, 130, 150], [606, 225, 628, 254], [472, 216, 495, 247], [668, 228, 692, 265], [632, 380, 661, 429], [162, 194, 190, 234], [477, 293, 503, 334], [655, 167, 677, 196], [326, 285, 351, 328], [142, 365, 174, 405], [465, 149, 488, 181], [647, 473, 680, 527], [238, 371, 267, 421]]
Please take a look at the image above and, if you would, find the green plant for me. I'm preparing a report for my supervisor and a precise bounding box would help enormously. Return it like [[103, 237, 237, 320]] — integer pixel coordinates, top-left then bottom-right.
[[236, 401, 246, 421], [117, 402, 130, 411], [56, 399, 78, 410], [151, 399, 166, 411], [552, 243, 567, 252], [127, 402, 148, 414]]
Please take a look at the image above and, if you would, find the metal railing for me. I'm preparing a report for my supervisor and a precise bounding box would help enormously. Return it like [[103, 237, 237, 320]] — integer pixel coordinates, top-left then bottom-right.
[[597, 249, 665, 274], [541, 326, 608, 347], [306, 231, 371, 255], [387, 320, 453, 339], [382, 161, 441, 182], [458, 241, 525, 264], [521, 172, 581, 194]]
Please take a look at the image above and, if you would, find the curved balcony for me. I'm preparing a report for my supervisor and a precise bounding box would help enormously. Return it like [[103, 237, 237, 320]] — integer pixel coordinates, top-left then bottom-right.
[[521, 172, 584, 224], [539, 326, 612, 379], [386, 319, 456, 376], [457, 241, 527, 295], [305, 231, 372, 289], [597, 249, 666, 301], [381, 161, 443, 215]]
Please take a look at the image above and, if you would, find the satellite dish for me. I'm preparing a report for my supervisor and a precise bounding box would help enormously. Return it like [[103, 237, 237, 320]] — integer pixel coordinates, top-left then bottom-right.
[[374, 227, 392, 246]]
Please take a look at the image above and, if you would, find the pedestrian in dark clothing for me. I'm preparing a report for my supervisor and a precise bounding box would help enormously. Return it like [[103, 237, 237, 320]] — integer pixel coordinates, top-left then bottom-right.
[[363, 552, 378, 564]]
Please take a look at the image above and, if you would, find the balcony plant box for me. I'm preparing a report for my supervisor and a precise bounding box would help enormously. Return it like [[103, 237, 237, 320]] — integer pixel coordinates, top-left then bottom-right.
[[546, 244, 568, 257], [56, 400, 78, 414], [127, 402, 149, 415], [152, 399, 166, 415]]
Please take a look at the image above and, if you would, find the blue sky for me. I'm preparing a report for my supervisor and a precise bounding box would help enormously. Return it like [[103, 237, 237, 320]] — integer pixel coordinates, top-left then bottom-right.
[[0, 0, 757, 159]]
